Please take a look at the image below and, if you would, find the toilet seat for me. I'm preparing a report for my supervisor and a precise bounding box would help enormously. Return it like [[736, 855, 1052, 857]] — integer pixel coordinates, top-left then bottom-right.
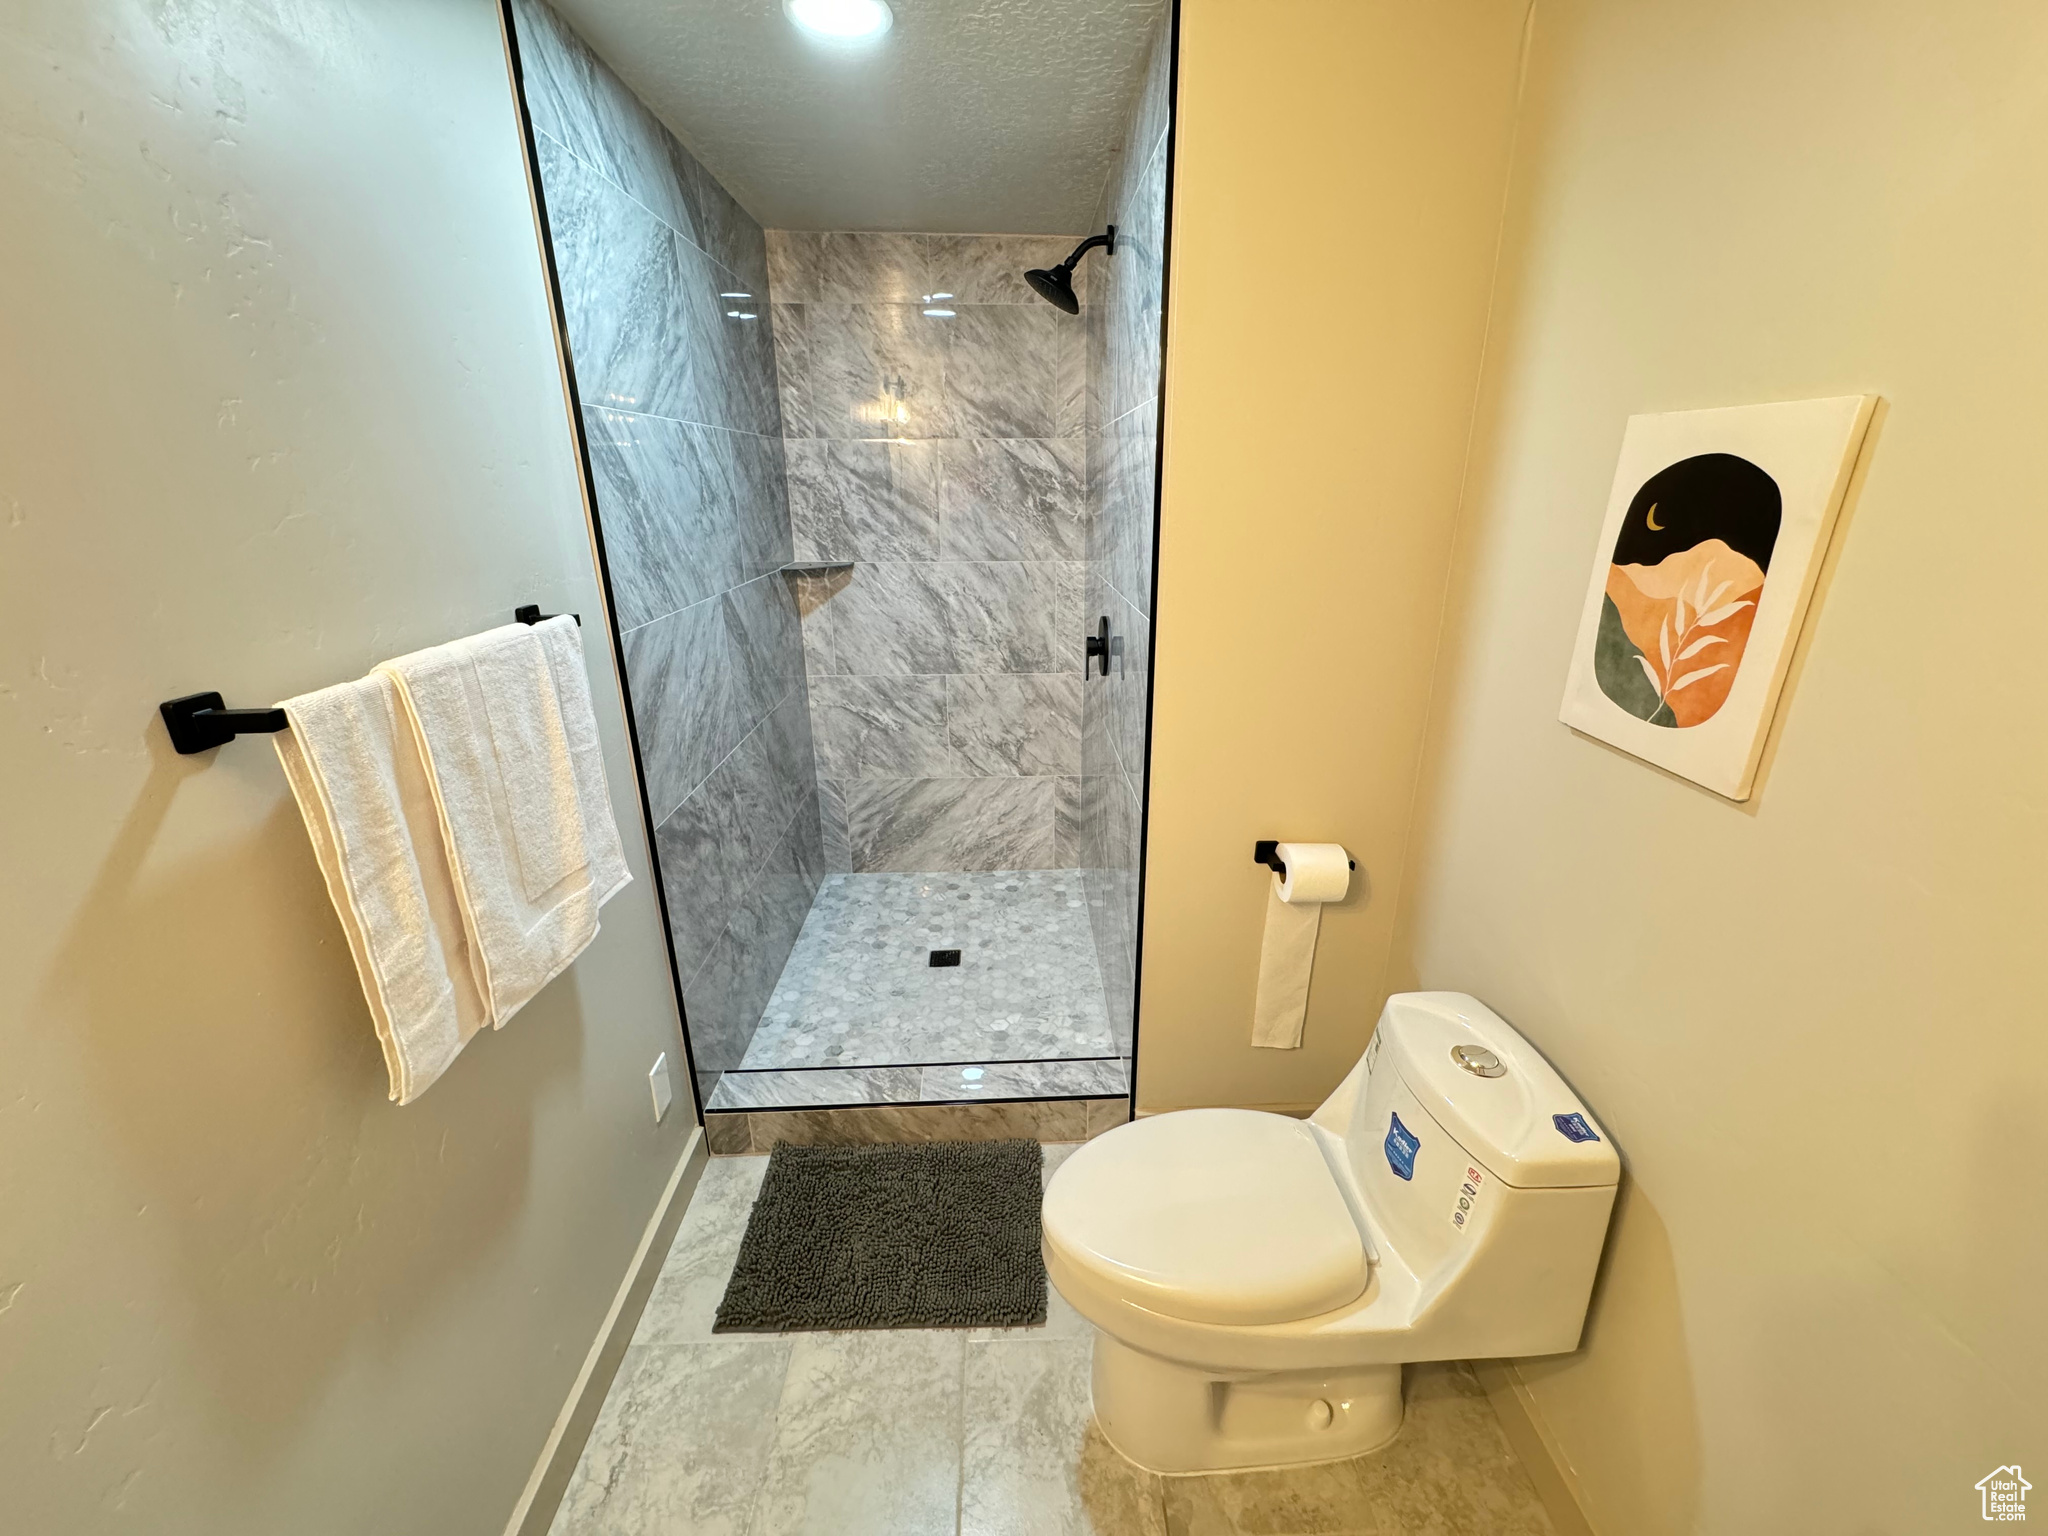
[[1042, 1108, 1369, 1326]]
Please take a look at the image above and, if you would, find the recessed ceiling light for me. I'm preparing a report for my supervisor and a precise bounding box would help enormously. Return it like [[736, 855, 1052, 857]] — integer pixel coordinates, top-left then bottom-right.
[[784, 0, 893, 42]]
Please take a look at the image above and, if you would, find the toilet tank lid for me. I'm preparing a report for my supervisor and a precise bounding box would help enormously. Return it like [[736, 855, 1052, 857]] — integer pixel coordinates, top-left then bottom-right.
[[1376, 993, 1620, 1189]]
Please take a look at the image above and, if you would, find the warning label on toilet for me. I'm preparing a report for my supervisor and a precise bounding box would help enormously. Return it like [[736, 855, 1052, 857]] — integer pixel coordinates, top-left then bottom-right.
[[1450, 1163, 1487, 1233]]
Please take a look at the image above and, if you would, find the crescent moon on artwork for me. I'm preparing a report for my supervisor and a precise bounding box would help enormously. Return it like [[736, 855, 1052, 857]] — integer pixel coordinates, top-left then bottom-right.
[[1645, 502, 1664, 531]]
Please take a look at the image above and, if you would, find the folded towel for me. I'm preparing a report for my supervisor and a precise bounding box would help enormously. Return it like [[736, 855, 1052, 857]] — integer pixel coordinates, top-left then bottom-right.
[[378, 617, 630, 1029], [274, 674, 489, 1104]]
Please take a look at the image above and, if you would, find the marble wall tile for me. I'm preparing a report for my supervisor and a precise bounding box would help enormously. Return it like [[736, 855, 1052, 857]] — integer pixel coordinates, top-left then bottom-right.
[[961, 1340, 1168, 1536], [802, 303, 951, 440], [707, 286, 784, 439], [948, 673, 1083, 777], [1124, 410, 1164, 614], [583, 406, 720, 627], [786, 438, 940, 561], [674, 140, 769, 296], [822, 560, 1083, 678], [654, 696, 814, 978], [512, 0, 697, 246], [680, 794, 823, 1075], [584, 409, 792, 629], [939, 437, 1087, 560], [727, 570, 808, 716], [524, 4, 825, 1097], [1075, 10, 1171, 1046], [768, 303, 812, 438], [810, 674, 954, 779], [1107, 158, 1168, 429], [926, 233, 1090, 306], [1055, 774, 1088, 868], [622, 594, 736, 821], [625, 577, 806, 824], [766, 229, 932, 304], [1130, 19, 1176, 186], [540, 130, 702, 424], [845, 776, 1055, 872], [548, 1340, 790, 1536], [940, 304, 1086, 440], [1101, 582, 1151, 783], [816, 775, 853, 872]]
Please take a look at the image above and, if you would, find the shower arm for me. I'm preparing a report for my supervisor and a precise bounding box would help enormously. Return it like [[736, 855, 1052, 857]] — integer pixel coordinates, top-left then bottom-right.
[[1056, 227, 1116, 276]]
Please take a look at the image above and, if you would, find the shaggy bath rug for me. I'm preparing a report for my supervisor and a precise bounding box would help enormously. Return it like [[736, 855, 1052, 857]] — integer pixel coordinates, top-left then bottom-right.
[[712, 1139, 1047, 1332]]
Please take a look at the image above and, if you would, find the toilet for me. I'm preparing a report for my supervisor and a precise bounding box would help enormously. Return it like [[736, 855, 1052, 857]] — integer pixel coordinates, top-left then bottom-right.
[[1042, 991, 1620, 1474]]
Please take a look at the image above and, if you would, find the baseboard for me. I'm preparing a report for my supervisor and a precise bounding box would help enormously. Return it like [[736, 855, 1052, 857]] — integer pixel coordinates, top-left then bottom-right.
[[1472, 1359, 1598, 1536], [503, 1129, 709, 1536]]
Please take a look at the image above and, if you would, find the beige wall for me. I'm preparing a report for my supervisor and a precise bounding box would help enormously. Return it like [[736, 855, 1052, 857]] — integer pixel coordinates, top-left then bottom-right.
[[0, 3, 692, 1532], [1138, 0, 1531, 1113], [1393, 0, 2048, 1530]]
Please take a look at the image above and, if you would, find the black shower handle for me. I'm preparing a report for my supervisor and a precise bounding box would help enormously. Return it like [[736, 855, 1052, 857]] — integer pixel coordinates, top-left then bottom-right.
[[1085, 616, 1111, 678]]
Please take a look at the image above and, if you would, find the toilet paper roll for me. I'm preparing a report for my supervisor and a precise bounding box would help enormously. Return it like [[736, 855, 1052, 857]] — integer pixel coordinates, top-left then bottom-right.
[[1252, 843, 1352, 1050]]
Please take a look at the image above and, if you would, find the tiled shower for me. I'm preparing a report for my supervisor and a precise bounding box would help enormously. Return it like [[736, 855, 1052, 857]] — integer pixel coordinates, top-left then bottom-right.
[[512, 0, 1170, 1118]]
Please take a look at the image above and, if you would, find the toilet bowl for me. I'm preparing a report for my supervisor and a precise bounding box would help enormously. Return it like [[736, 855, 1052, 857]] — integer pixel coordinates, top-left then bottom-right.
[[1042, 991, 1620, 1474]]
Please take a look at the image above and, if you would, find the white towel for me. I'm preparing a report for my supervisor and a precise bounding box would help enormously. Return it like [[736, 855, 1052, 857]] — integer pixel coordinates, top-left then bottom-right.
[[378, 617, 630, 1029], [274, 674, 490, 1104]]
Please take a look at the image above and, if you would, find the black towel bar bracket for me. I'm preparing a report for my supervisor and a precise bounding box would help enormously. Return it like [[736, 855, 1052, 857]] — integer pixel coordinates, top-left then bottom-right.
[[160, 604, 581, 754], [160, 693, 289, 755], [515, 604, 581, 627]]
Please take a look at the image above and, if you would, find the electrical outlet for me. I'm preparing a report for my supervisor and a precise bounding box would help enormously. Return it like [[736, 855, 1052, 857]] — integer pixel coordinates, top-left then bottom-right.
[[649, 1053, 673, 1124]]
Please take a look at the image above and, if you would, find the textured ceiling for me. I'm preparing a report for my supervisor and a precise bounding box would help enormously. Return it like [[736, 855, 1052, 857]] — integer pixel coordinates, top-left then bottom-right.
[[544, 0, 1168, 233]]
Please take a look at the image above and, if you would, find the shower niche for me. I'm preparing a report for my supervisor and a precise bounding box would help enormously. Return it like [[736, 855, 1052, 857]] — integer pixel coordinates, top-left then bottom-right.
[[505, 0, 1174, 1132]]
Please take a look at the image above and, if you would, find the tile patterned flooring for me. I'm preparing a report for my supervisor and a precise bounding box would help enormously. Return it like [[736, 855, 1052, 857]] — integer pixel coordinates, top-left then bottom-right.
[[709, 871, 1123, 1113], [550, 1149, 1559, 1536]]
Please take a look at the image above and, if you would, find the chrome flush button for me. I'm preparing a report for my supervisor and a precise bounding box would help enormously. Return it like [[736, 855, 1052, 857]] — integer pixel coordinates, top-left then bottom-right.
[[1451, 1044, 1506, 1078]]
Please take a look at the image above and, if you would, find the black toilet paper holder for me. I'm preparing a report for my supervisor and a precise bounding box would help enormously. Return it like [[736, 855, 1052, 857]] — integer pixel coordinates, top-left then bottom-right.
[[1254, 840, 1356, 878]]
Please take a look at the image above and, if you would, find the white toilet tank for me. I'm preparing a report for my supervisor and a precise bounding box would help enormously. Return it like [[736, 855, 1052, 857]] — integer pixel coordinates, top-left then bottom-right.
[[1310, 992, 1622, 1357]]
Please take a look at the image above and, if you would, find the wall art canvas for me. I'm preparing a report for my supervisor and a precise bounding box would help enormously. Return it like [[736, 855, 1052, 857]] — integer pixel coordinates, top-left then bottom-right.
[[1560, 395, 1877, 800]]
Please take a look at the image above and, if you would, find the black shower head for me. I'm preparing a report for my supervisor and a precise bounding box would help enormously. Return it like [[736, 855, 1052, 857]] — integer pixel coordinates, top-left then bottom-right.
[[1024, 265, 1079, 313], [1023, 226, 1117, 313]]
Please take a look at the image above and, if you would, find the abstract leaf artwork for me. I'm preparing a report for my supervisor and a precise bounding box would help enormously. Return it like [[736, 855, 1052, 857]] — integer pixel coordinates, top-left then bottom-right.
[[1561, 396, 1877, 800]]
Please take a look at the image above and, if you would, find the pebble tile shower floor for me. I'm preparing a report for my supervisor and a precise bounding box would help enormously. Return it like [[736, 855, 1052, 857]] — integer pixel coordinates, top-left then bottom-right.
[[548, 1148, 1560, 1536], [708, 871, 1124, 1112]]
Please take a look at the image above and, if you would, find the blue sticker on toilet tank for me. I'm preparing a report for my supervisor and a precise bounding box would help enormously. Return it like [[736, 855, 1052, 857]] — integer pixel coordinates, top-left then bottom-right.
[[1384, 1113, 1420, 1180], [1552, 1112, 1600, 1144]]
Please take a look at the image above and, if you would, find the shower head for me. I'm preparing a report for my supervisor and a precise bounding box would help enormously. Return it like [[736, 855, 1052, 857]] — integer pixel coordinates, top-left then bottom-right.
[[1023, 226, 1117, 313], [1024, 264, 1080, 313]]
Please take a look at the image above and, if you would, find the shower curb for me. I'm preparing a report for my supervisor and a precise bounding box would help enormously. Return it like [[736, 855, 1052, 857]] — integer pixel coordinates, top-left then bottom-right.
[[705, 1095, 1131, 1154]]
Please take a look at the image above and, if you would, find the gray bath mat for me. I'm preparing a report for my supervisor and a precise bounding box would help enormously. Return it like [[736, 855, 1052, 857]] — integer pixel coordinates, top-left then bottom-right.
[[713, 1139, 1047, 1332]]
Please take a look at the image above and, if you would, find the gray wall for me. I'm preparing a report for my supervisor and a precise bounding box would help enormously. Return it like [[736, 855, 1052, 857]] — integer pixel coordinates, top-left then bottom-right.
[[1, 1, 692, 1529], [1081, 22, 1174, 1059], [767, 233, 1089, 873], [514, 0, 822, 1098]]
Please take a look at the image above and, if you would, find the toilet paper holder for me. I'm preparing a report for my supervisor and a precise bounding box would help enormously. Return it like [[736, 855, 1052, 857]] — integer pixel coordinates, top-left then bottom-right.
[[1254, 840, 1357, 878]]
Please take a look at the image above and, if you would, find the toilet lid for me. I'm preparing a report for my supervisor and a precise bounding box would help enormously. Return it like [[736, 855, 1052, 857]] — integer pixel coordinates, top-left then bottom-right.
[[1042, 1108, 1369, 1326]]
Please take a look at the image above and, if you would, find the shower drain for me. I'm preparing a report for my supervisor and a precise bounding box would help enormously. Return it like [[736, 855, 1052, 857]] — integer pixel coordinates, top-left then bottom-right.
[[928, 949, 962, 968]]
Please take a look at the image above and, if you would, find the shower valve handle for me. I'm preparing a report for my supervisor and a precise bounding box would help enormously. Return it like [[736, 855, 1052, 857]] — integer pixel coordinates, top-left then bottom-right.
[[1086, 616, 1111, 678]]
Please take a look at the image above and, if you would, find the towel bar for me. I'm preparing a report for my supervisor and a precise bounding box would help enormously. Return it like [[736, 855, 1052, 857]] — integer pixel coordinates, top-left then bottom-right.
[[160, 603, 582, 753]]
